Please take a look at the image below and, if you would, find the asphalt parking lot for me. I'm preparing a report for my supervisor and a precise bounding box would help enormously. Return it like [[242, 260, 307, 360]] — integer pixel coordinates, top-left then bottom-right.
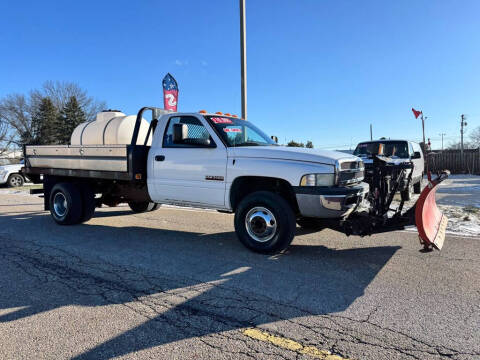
[[0, 192, 479, 360]]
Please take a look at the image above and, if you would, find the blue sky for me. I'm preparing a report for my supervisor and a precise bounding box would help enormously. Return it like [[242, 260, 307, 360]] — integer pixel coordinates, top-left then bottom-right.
[[1, 0, 479, 149]]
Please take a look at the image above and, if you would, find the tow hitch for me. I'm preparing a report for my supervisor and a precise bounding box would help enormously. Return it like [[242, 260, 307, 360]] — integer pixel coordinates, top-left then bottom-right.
[[341, 155, 449, 251]]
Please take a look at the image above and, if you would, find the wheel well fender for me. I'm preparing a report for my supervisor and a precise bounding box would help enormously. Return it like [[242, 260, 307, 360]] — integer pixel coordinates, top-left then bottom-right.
[[229, 176, 299, 213]]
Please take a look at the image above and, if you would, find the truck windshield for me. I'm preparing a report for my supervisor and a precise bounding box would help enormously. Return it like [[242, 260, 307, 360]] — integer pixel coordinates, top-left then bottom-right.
[[205, 116, 276, 147], [354, 141, 409, 158]]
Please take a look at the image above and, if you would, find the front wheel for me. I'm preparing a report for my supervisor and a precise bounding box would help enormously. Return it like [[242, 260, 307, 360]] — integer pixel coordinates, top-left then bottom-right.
[[128, 201, 159, 213], [234, 191, 295, 254], [7, 174, 24, 187]]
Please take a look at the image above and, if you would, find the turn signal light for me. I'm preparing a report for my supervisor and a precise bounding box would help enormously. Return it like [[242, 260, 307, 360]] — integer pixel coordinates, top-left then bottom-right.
[[199, 110, 207, 114]]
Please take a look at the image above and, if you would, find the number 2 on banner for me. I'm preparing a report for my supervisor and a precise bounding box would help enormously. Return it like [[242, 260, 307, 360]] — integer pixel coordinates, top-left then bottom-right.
[[165, 94, 177, 107]]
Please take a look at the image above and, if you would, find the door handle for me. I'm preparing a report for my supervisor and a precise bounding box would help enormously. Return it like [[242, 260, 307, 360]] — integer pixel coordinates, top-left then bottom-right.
[[155, 155, 165, 161]]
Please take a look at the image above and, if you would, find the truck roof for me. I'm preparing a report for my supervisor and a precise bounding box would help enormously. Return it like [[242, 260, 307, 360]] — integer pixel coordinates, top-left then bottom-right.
[[357, 139, 418, 144]]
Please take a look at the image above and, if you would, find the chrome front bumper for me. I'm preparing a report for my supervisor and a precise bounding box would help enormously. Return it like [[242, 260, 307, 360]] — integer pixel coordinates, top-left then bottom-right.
[[294, 182, 369, 219]]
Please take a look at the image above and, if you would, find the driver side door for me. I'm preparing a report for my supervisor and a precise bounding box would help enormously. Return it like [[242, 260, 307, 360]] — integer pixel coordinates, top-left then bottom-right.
[[149, 115, 228, 208]]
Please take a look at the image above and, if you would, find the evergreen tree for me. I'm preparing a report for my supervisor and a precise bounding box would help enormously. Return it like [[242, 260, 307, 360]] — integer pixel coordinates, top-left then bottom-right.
[[56, 96, 86, 144], [306, 141, 314, 148], [287, 140, 305, 147], [31, 97, 57, 145]]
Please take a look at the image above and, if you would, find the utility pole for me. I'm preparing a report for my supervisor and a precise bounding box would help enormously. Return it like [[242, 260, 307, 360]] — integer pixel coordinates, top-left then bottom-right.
[[239, 0, 247, 120], [439, 133, 446, 151], [370, 124, 373, 141], [421, 113, 426, 147], [461, 114, 467, 171]]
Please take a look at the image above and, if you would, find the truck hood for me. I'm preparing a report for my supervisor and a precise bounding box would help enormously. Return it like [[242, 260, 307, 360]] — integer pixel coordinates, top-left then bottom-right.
[[228, 146, 359, 165]]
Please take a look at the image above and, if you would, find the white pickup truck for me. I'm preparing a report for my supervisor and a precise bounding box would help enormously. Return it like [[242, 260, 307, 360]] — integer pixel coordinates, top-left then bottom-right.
[[23, 107, 368, 253], [0, 160, 26, 187]]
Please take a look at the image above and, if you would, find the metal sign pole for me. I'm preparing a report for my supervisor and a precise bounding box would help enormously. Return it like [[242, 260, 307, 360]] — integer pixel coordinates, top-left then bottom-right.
[[240, 0, 247, 120]]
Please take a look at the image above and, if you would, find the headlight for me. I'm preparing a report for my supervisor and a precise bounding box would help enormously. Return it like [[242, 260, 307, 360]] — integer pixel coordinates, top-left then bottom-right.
[[300, 173, 335, 187]]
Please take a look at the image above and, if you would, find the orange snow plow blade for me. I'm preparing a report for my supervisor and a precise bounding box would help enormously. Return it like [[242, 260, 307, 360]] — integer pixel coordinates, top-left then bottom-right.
[[415, 171, 450, 251]]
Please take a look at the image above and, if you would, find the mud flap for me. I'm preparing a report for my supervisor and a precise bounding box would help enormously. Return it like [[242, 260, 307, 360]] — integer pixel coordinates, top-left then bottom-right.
[[415, 171, 450, 250]]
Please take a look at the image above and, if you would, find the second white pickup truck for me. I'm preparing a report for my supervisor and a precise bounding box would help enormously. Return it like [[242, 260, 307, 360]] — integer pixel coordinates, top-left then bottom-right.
[[23, 107, 368, 253]]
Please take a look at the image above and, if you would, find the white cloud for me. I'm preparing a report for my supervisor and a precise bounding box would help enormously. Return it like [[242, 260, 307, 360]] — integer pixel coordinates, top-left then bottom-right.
[[174, 59, 189, 66]]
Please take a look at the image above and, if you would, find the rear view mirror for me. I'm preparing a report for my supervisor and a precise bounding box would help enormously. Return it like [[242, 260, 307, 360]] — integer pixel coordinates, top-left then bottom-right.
[[412, 151, 422, 159]]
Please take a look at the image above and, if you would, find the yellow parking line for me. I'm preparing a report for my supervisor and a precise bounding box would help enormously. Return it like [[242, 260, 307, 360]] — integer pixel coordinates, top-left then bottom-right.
[[242, 328, 351, 359]]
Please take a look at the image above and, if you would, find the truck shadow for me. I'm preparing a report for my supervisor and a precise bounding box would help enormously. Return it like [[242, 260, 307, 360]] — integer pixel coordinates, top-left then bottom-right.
[[0, 210, 400, 359]]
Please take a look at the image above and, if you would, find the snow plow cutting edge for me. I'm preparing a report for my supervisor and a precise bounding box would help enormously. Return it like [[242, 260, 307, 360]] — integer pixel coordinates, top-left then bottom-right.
[[415, 171, 450, 251]]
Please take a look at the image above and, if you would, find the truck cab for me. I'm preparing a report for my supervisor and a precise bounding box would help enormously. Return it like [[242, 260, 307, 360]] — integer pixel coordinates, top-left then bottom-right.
[[147, 112, 367, 215]]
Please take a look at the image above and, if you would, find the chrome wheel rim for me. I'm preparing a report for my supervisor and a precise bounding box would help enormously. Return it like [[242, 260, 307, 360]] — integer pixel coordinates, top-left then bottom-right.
[[53, 192, 68, 218], [10, 176, 22, 187], [245, 206, 277, 243]]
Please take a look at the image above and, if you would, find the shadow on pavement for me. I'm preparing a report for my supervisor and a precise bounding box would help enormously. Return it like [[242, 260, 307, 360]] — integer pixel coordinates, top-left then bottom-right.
[[0, 208, 400, 359]]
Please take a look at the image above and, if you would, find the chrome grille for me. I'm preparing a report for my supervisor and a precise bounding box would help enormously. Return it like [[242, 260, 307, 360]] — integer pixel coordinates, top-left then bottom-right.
[[338, 170, 365, 185], [337, 160, 364, 185]]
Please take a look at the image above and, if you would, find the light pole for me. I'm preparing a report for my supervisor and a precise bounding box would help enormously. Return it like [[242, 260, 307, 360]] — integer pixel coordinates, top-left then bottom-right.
[[461, 114, 467, 171], [421, 113, 426, 147], [239, 0, 247, 120], [439, 133, 446, 151]]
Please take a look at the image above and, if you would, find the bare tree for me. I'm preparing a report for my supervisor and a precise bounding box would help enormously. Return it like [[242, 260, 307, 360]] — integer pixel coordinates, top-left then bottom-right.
[[468, 126, 480, 149], [0, 94, 35, 147], [30, 81, 106, 121], [0, 82, 106, 152], [0, 120, 13, 156]]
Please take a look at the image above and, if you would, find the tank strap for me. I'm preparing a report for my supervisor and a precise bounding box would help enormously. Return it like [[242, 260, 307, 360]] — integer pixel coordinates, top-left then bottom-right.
[[102, 117, 119, 145], [79, 121, 94, 145]]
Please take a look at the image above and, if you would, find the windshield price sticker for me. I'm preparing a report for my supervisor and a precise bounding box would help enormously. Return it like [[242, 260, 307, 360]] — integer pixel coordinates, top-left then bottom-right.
[[211, 117, 233, 124], [223, 127, 242, 133]]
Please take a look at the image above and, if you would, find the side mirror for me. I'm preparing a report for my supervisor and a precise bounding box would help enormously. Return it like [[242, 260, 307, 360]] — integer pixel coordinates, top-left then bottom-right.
[[271, 135, 278, 143], [412, 151, 422, 159], [173, 123, 188, 143]]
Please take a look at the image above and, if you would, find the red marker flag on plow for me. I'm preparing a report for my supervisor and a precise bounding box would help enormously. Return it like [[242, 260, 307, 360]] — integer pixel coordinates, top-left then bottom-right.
[[163, 73, 179, 112], [412, 108, 422, 119]]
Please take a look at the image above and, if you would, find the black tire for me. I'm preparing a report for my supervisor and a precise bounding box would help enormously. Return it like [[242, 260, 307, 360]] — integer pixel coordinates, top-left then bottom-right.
[[401, 182, 413, 201], [49, 183, 83, 225], [128, 201, 159, 213], [7, 174, 24, 187], [234, 191, 295, 254], [80, 184, 96, 223], [413, 179, 422, 194], [296, 217, 324, 231]]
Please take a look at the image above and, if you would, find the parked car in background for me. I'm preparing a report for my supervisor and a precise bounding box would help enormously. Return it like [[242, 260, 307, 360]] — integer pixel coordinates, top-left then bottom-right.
[[353, 140, 424, 200], [0, 160, 26, 187]]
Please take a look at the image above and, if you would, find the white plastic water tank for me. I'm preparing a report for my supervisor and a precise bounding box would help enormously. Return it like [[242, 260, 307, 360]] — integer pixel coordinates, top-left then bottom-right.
[[70, 111, 151, 145]]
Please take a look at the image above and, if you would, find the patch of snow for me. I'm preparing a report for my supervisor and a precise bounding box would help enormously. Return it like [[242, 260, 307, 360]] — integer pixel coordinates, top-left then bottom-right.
[[392, 175, 480, 237]]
